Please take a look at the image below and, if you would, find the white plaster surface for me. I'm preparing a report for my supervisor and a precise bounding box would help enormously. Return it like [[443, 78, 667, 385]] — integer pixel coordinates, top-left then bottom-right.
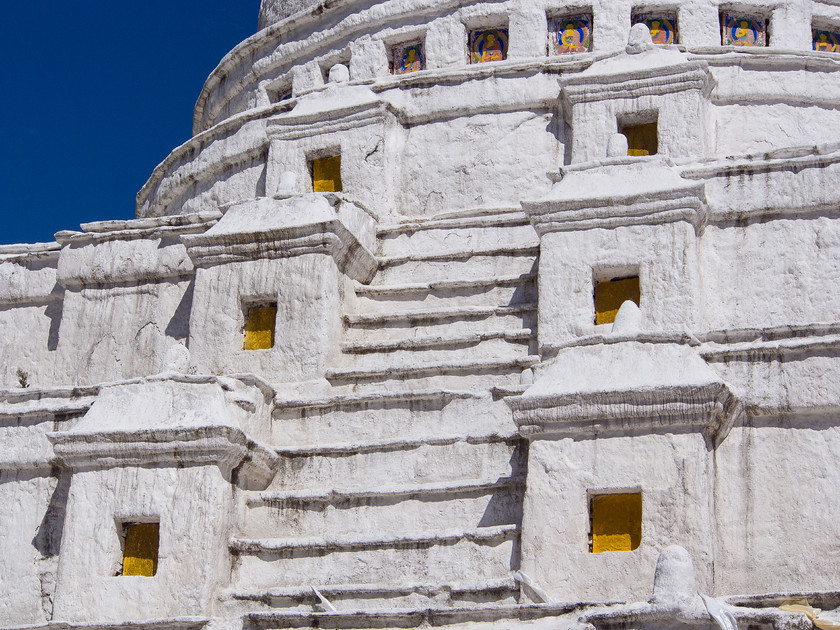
[[5, 1, 840, 629]]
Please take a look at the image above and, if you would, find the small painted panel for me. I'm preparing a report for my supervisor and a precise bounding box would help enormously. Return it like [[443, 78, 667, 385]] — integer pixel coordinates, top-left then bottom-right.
[[813, 28, 840, 53], [549, 15, 593, 55], [122, 523, 159, 577], [594, 276, 641, 325], [469, 29, 509, 64], [633, 14, 677, 45], [722, 13, 766, 47], [313, 155, 342, 192], [393, 40, 425, 74], [244, 305, 277, 350], [591, 493, 642, 553]]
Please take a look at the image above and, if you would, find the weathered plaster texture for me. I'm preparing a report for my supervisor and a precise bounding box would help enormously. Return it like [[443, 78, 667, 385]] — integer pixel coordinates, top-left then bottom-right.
[[4, 2, 840, 630]]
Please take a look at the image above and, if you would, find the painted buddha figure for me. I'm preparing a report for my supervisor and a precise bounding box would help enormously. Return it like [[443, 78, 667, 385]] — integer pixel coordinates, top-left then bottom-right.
[[471, 30, 507, 63], [555, 19, 590, 54], [400, 45, 423, 73]]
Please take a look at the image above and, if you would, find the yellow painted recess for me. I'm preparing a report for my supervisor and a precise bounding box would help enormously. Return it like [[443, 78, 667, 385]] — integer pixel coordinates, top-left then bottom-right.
[[244, 305, 277, 350], [313, 155, 342, 192], [622, 122, 658, 156], [594, 276, 640, 325], [122, 523, 159, 577], [591, 493, 642, 553]]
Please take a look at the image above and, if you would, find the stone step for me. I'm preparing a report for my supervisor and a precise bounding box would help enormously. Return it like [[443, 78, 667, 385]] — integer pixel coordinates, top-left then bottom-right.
[[269, 434, 525, 492], [220, 577, 519, 616], [344, 303, 537, 327], [351, 278, 537, 314], [271, 390, 514, 447], [241, 476, 524, 539], [376, 221, 539, 260], [334, 337, 535, 374], [324, 355, 540, 385], [343, 306, 537, 343], [371, 251, 538, 286], [240, 602, 582, 630], [230, 524, 519, 591], [341, 329, 535, 354], [353, 274, 536, 299]]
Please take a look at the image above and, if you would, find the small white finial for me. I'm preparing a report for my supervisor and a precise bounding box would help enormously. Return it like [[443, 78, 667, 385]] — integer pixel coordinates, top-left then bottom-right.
[[276, 170, 298, 198], [607, 133, 629, 157], [627, 23, 655, 54], [651, 545, 698, 609], [328, 64, 350, 84], [610, 300, 642, 335]]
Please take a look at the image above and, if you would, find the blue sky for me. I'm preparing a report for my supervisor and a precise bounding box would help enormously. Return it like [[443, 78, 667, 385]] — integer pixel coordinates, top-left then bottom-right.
[[0, 1, 261, 244]]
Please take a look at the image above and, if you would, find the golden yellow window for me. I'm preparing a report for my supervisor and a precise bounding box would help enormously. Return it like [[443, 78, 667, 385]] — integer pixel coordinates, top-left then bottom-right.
[[594, 276, 640, 325], [312, 155, 342, 192], [243, 304, 277, 350], [122, 523, 159, 577], [620, 122, 658, 156], [590, 493, 642, 553]]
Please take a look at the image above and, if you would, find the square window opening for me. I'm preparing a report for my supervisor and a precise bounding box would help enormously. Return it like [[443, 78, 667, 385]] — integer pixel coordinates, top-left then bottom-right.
[[594, 274, 640, 325], [391, 39, 426, 74], [619, 117, 658, 156], [813, 25, 840, 52], [119, 521, 159, 577], [310, 155, 342, 192], [632, 11, 678, 45], [589, 492, 642, 553], [469, 27, 509, 63], [269, 86, 293, 104], [548, 12, 593, 55], [721, 11, 768, 47], [243, 303, 277, 350]]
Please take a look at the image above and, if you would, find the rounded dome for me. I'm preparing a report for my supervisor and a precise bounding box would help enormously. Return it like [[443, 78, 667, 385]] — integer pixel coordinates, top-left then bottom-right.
[[259, 0, 322, 29]]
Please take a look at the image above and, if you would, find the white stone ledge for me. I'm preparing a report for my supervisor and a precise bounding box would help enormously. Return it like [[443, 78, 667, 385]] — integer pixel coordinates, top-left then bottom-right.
[[378, 244, 539, 268], [1, 617, 210, 630], [230, 523, 517, 554], [49, 425, 278, 490], [376, 207, 527, 237], [272, 388, 482, 412], [251, 476, 523, 506], [274, 430, 518, 456], [700, 334, 840, 361], [0, 386, 99, 419], [341, 329, 534, 354], [223, 575, 517, 602], [355, 273, 536, 297], [722, 589, 840, 610], [514, 383, 741, 439], [244, 601, 594, 629], [0, 242, 60, 258], [345, 303, 537, 326], [681, 142, 840, 180], [325, 355, 540, 382]]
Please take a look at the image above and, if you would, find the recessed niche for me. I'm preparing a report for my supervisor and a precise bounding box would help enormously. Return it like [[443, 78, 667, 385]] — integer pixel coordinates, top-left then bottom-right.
[[721, 12, 767, 47], [632, 12, 678, 45], [590, 492, 642, 553], [469, 28, 509, 63], [243, 304, 277, 350], [120, 522, 159, 577], [311, 155, 342, 192], [813, 27, 840, 52], [392, 40, 425, 74], [548, 14, 593, 55], [594, 275, 640, 325], [619, 120, 658, 157]]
